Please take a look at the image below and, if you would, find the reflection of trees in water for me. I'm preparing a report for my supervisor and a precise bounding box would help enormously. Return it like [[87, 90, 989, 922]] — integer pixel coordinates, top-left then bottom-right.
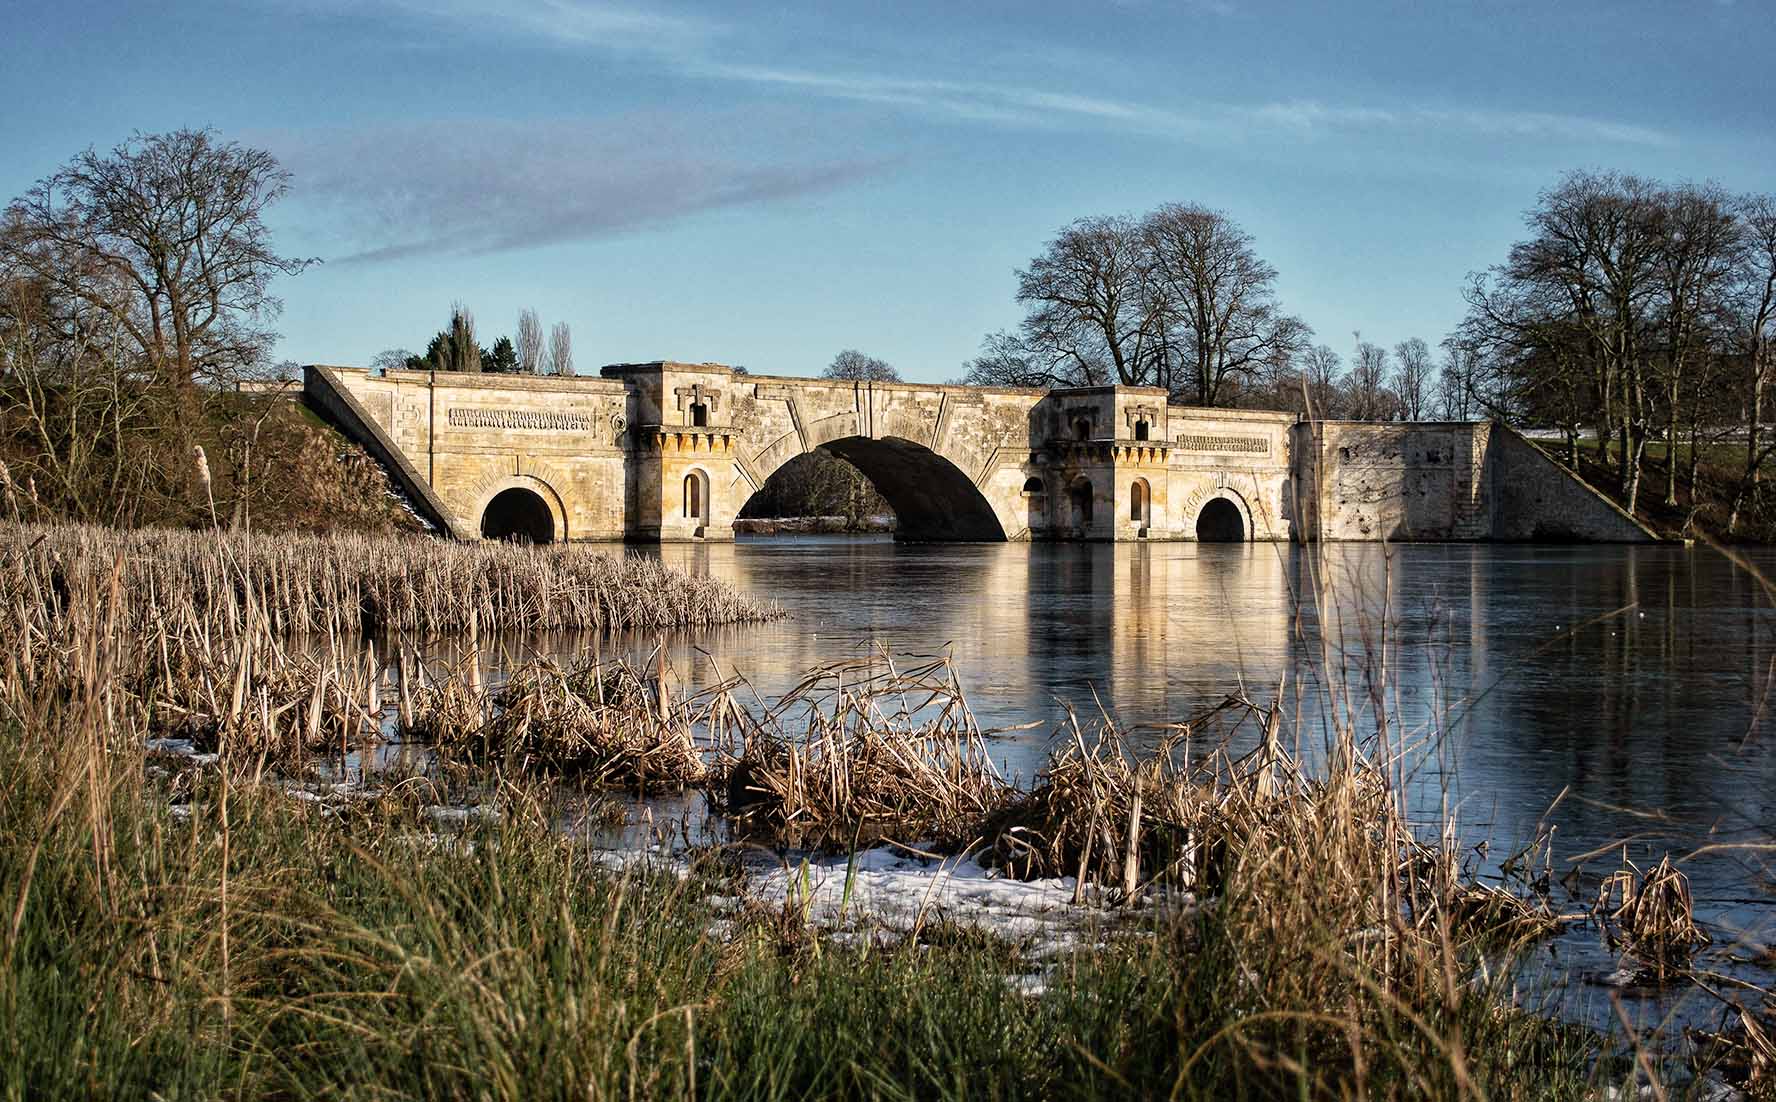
[[641, 540, 1776, 911]]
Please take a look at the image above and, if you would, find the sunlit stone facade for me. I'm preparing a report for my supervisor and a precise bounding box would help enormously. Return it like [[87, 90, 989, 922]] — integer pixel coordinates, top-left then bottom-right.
[[305, 362, 1654, 545]]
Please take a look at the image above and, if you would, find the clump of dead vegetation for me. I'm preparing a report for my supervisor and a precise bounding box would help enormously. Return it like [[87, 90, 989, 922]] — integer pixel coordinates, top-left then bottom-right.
[[1596, 853, 1712, 968], [0, 522, 776, 775], [413, 655, 709, 792], [709, 657, 1018, 851], [1, 521, 778, 638]]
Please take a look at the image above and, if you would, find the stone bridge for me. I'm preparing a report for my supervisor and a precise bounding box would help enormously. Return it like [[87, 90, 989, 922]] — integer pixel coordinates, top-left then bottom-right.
[[304, 361, 1656, 544]]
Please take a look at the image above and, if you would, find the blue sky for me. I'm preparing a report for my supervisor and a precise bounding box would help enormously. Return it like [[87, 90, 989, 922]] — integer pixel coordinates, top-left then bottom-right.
[[4, 0, 1773, 381]]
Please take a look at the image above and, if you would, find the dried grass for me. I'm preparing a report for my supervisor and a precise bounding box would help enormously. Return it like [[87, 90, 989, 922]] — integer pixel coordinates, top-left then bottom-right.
[[412, 655, 708, 792], [0, 521, 778, 638], [1596, 853, 1711, 965], [709, 657, 1018, 851]]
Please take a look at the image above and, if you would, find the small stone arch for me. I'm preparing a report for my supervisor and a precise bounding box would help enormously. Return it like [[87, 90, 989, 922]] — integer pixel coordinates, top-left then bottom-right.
[[474, 474, 567, 543], [682, 466, 712, 533], [1129, 477, 1151, 531]]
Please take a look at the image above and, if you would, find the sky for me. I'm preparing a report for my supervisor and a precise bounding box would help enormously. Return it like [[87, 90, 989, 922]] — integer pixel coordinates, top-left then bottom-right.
[[3, 0, 1773, 382]]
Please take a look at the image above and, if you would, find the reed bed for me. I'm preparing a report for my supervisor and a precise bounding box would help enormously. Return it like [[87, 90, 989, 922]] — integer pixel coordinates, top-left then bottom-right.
[[709, 657, 1018, 850], [0, 521, 778, 639], [413, 655, 709, 791]]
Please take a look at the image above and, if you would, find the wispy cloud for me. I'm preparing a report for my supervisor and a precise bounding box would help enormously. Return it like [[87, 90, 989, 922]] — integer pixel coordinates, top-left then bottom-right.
[[276, 119, 887, 262], [279, 0, 1673, 151]]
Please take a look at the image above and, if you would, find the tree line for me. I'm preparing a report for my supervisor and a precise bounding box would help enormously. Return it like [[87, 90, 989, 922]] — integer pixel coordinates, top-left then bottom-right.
[[7, 127, 1776, 537], [956, 203, 1474, 425], [375, 305, 575, 376], [1457, 172, 1776, 527]]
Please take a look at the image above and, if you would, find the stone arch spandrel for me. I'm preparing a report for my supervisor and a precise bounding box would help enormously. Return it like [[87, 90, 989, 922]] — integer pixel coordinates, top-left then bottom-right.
[[467, 473, 570, 542], [1176, 479, 1267, 542]]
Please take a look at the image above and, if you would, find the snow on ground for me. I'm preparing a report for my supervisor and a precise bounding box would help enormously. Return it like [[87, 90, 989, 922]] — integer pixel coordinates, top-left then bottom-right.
[[743, 846, 1085, 945]]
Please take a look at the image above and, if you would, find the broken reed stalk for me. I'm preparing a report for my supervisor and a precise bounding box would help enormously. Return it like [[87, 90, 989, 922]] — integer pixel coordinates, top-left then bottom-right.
[[1596, 852, 1711, 967]]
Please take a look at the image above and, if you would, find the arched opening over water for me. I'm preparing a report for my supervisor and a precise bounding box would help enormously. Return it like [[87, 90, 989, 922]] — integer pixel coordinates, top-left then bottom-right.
[[738, 436, 1007, 541], [1196, 497, 1246, 542], [480, 487, 556, 544], [1130, 478, 1150, 529], [683, 468, 710, 531]]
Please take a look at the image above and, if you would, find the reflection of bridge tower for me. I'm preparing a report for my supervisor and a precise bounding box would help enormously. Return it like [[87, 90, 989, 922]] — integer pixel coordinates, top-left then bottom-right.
[[1105, 544, 1295, 717]]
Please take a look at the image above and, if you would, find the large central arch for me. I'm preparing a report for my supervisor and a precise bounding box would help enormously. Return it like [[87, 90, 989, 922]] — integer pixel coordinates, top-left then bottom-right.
[[754, 435, 1008, 542]]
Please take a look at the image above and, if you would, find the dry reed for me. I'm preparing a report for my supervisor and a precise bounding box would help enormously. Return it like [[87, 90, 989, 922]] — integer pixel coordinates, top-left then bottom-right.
[[411, 655, 709, 791], [1, 521, 778, 639], [1596, 853, 1711, 965], [709, 657, 1018, 850]]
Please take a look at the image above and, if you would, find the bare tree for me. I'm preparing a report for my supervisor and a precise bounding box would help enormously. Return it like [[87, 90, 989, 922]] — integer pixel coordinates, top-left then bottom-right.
[[1348, 335, 1393, 420], [1648, 183, 1740, 505], [516, 309, 544, 374], [1435, 338, 1480, 421], [1392, 338, 1434, 421], [1301, 343, 1346, 418], [824, 349, 900, 382], [1143, 203, 1308, 406], [547, 321, 573, 376], [1729, 194, 1776, 532], [370, 349, 412, 374], [1015, 214, 1160, 387], [960, 330, 1055, 387], [1, 128, 313, 388]]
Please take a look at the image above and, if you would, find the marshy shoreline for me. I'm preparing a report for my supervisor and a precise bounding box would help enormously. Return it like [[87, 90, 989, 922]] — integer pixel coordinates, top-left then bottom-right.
[[2, 523, 1771, 1099]]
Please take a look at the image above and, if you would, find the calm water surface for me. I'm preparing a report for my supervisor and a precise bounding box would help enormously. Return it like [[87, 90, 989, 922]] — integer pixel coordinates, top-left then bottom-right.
[[632, 536, 1776, 1025]]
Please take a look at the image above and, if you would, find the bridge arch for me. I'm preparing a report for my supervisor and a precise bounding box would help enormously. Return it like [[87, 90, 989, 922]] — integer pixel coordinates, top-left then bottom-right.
[[473, 474, 567, 544], [1192, 487, 1253, 543], [744, 435, 1010, 542]]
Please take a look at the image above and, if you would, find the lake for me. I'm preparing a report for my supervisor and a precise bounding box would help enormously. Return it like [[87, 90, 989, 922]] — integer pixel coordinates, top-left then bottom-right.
[[634, 536, 1776, 1027]]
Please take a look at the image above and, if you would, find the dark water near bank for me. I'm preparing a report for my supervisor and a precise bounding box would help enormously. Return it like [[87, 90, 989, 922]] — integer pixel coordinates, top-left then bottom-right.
[[632, 536, 1776, 1029]]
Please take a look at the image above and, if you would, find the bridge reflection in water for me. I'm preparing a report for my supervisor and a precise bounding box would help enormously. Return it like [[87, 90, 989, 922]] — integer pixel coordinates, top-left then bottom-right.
[[642, 539, 1775, 880]]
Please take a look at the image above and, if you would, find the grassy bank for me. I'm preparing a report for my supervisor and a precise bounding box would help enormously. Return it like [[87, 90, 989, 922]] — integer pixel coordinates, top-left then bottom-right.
[[1, 523, 1767, 1098], [1, 706, 1615, 1101]]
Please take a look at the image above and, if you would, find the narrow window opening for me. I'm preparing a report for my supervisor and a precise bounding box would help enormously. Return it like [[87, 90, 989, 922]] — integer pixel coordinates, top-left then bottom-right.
[[1134, 420, 1150, 441], [683, 472, 702, 520], [1073, 418, 1091, 441], [690, 402, 709, 427]]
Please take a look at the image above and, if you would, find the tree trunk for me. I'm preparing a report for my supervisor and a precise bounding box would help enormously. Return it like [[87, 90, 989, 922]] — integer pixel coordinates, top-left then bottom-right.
[[1665, 379, 1680, 507]]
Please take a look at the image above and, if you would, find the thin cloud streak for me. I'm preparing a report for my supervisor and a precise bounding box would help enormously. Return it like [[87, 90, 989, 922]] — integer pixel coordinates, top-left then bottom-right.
[[276, 120, 889, 262], [271, 0, 1676, 150]]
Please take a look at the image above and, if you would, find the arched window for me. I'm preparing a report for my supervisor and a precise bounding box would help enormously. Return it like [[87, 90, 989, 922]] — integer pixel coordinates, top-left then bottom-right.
[[683, 471, 705, 522], [1134, 419, 1150, 441], [1073, 418, 1092, 442], [690, 402, 709, 427], [1022, 476, 1044, 495], [1130, 479, 1148, 523]]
